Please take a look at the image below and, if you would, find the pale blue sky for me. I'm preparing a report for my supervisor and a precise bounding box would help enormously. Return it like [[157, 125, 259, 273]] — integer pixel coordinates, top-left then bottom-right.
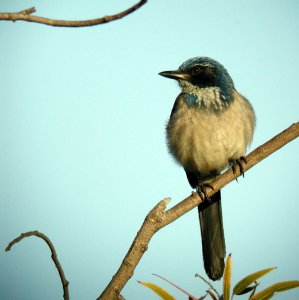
[[0, 1, 299, 299]]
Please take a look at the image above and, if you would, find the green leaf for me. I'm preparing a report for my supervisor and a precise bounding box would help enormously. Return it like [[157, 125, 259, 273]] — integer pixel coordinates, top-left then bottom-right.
[[250, 280, 299, 300], [233, 267, 276, 295], [138, 281, 176, 300], [236, 283, 259, 295], [223, 254, 232, 300]]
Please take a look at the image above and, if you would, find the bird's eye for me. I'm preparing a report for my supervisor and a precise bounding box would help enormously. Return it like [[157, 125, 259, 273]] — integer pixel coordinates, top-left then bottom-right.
[[191, 66, 202, 75]]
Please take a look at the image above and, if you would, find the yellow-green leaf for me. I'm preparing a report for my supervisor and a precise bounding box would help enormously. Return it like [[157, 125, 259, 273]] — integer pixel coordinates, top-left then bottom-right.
[[236, 283, 259, 296], [233, 267, 276, 295], [138, 281, 176, 300], [250, 280, 299, 300], [223, 254, 232, 300]]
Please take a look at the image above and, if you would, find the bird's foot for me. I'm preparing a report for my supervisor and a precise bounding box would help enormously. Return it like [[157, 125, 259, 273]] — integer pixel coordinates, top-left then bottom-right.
[[231, 156, 247, 178], [196, 183, 214, 203]]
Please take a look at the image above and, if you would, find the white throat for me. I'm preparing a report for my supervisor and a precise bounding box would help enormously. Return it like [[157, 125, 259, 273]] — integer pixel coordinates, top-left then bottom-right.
[[179, 80, 229, 110]]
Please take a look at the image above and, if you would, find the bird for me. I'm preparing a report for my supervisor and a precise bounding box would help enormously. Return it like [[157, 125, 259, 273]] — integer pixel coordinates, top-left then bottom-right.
[[159, 57, 255, 280]]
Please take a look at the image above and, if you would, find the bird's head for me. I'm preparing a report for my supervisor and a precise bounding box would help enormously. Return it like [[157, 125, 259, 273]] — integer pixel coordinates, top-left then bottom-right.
[[159, 57, 235, 108]]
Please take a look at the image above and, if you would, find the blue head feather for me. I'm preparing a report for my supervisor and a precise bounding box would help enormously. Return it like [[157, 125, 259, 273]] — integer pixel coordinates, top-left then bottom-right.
[[179, 57, 234, 103]]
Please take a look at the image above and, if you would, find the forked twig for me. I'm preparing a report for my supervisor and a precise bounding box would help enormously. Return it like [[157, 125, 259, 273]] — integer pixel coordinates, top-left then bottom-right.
[[0, 0, 147, 27]]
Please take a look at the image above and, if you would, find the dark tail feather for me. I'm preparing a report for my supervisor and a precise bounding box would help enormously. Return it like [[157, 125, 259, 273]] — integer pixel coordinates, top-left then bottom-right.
[[198, 190, 226, 280]]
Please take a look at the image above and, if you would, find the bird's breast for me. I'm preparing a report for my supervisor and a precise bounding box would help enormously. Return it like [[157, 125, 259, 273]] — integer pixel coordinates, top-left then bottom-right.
[[166, 91, 255, 175]]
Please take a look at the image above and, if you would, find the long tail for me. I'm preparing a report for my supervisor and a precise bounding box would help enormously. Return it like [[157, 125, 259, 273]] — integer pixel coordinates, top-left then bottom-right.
[[198, 190, 226, 280]]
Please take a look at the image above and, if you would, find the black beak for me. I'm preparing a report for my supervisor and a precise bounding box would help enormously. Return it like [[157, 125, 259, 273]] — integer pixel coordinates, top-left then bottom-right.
[[159, 70, 190, 81]]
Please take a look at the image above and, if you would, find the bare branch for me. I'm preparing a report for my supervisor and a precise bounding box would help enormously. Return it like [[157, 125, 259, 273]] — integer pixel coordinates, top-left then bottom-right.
[[98, 122, 299, 300], [4, 123, 298, 299], [0, 0, 147, 27], [5, 230, 69, 300]]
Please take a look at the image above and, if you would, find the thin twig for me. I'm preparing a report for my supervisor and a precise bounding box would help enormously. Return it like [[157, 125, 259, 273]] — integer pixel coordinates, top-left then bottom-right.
[[195, 273, 220, 298], [0, 0, 147, 27], [19, 7, 36, 15], [153, 273, 197, 300], [98, 122, 299, 300], [5, 230, 69, 300]]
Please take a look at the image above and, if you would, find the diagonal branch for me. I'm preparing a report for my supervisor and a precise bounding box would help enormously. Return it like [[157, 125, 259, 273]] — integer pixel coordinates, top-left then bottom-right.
[[5, 230, 69, 300], [98, 122, 299, 300], [4, 123, 298, 300], [0, 0, 147, 27]]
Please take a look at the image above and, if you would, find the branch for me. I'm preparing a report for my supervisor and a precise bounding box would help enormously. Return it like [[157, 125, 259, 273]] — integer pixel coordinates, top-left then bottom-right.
[[98, 122, 299, 300], [0, 0, 147, 27], [5, 230, 69, 300]]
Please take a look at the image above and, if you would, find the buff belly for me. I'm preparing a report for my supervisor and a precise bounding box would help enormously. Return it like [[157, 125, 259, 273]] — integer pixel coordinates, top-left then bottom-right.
[[167, 94, 255, 176]]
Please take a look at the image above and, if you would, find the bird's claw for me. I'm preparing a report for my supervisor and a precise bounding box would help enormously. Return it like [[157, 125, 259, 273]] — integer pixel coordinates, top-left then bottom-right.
[[231, 156, 247, 178], [196, 183, 214, 203]]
